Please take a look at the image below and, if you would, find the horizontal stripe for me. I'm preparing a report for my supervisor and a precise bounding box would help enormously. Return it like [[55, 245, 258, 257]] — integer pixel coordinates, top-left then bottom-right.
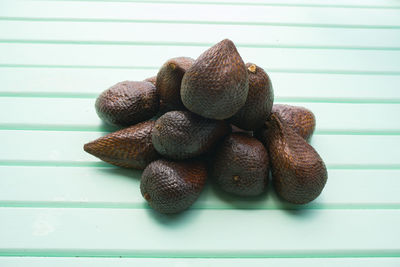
[[0, 208, 398, 257], [0, 161, 399, 169], [1, 92, 400, 104], [1, 257, 400, 267], [1, 125, 400, 135], [1, 17, 400, 29], [41, 0, 400, 9], [1, 98, 399, 133], [1, 167, 399, 210], [1, 1, 400, 28], [0, 131, 399, 166], [1, 201, 399, 210], [0, 250, 398, 258], [1, 39, 400, 51], [1, 64, 399, 75]]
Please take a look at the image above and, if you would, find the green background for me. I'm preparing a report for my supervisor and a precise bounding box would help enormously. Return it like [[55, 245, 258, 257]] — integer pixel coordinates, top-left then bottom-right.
[[0, 0, 399, 265]]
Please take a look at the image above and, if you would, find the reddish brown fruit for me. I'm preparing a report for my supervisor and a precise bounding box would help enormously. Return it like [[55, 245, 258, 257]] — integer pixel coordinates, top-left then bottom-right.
[[271, 104, 316, 141], [83, 121, 159, 169], [211, 133, 269, 196], [156, 57, 194, 111], [141, 159, 207, 214], [262, 114, 327, 204], [95, 81, 159, 127], [181, 39, 249, 119], [230, 63, 274, 130], [144, 76, 157, 87]]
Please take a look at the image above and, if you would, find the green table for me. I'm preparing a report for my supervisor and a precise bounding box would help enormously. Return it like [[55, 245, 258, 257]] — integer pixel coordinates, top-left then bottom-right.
[[0, 0, 399, 265]]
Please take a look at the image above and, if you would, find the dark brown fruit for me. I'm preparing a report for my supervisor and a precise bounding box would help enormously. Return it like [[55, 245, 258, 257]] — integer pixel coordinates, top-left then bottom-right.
[[141, 159, 207, 214], [271, 104, 316, 140], [83, 121, 159, 169], [261, 114, 327, 204], [144, 76, 157, 87], [181, 39, 249, 119], [230, 63, 274, 130], [95, 81, 159, 127], [156, 57, 194, 111], [152, 111, 230, 160], [211, 133, 269, 196]]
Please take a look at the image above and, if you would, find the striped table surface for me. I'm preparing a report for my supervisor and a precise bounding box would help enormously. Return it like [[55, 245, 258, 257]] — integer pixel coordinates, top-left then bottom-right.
[[0, 0, 400, 266]]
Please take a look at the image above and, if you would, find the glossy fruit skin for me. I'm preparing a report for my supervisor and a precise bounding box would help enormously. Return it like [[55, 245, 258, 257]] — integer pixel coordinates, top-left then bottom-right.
[[141, 159, 207, 214], [212, 133, 269, 196], [152, 111, 231, 160], [83, 121, 159, 169], [181, 39, 249, 120], [261, 114, 327, 204], [230, 63, 274, 130], [95, 81, 159, 127], [144, 76, 157, 87], [156, 57, 194, 111], [272, 104, 315, 141]]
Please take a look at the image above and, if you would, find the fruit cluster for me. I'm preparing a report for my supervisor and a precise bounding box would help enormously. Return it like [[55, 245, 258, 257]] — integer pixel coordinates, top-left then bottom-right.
[[84, 39, 327, 214]]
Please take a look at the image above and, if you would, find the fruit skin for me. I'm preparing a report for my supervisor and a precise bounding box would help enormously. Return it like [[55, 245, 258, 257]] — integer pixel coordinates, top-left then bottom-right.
[[152, 111, 231, 160], [272, 104, 315, 140], [156, 57, 194, 111], [83, 121, 159, 169], [144, 76, 157, 87], [230, 63, 274, 130], [261, 114, 327, 204], [95, 81, 159, 127], [181, 39, 249, 120], [212, 133, 269, 197], [141, 159, 207, 214]]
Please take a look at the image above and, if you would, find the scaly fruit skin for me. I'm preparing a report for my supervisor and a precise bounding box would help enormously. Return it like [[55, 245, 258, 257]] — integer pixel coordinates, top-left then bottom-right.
[[83, 121, 159, 169], [181, 39, 249, 120], [263, 114, 327, 204], [156, 57, 194, 111], [272, 104, 315, 140], [141, 159, 207, 214], [95, 81, 159, 127], [152, 111, 231, 160], [212, 133, 269, 196], [230, 63, 274, 130], [143, 76, 157, 87]]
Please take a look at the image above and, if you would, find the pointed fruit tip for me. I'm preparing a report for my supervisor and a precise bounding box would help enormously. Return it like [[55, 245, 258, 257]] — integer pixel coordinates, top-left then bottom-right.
[[217, 39, 236, 50], [83, 142, 94, 155], [221, 38, 233, 44]]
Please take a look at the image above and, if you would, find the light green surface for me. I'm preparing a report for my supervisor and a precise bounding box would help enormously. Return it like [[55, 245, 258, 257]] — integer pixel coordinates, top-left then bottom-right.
[[0, 0, 400, 265]]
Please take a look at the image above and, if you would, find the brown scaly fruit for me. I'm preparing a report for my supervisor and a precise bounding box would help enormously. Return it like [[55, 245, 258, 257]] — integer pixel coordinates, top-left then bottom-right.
[[83, 121, 159, 169], [152, 111, 230, 160], [230, 63, 274, 130], [141, 159, 207, 214], [271, 104, 315, 141], [144, 76, 157, 87], [95, 81, 159, 127], [181, 39, 249, 119], [260, 114, 327, 204], [156, 57, 194, 111], [211, 133, 269, 196]]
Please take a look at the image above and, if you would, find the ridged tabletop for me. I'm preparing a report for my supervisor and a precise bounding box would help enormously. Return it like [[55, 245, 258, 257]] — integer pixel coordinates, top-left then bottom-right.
[[0, 0, 399, 266]]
